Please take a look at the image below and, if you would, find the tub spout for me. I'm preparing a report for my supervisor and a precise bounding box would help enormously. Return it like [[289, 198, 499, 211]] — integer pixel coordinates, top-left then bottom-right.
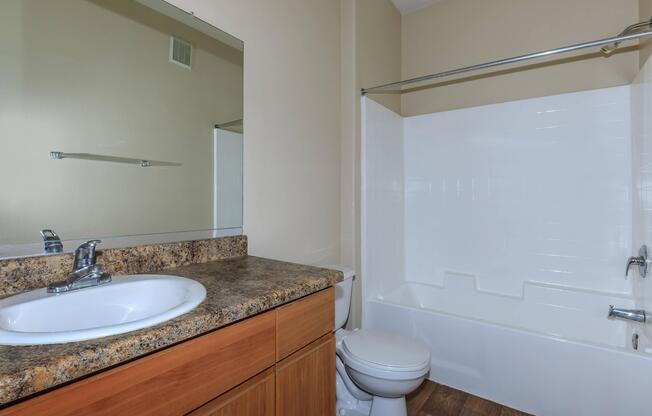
[[608, 305, 647, 323]]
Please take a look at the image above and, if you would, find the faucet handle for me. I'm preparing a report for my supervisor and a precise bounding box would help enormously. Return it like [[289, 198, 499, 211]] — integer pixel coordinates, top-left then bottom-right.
[[626, 256, 644, 277], [73, 240, 102, 270], [625, 245, 649, 279]]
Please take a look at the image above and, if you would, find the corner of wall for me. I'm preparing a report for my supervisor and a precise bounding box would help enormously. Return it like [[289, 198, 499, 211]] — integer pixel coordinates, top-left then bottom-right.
[[342, 0, 402, 330]]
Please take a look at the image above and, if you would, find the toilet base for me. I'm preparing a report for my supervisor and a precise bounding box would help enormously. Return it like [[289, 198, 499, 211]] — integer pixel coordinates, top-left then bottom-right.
[[370, 396, 407, 416], [336, 408, 369, 416], [336, 363, 372, 415], [336, 394, 407, 416]]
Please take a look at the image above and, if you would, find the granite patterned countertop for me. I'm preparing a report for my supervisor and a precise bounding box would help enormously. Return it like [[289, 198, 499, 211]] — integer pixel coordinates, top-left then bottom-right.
[[0, 256, 343, 406]]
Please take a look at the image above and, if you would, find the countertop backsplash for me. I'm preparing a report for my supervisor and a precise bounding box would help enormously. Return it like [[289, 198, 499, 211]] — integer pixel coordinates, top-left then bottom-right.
[[0, 235, 247, 298]]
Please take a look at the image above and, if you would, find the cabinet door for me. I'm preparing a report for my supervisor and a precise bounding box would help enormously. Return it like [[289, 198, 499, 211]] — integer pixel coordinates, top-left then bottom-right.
[[275, 334, 336, 416], [189, 368, 274, 416]]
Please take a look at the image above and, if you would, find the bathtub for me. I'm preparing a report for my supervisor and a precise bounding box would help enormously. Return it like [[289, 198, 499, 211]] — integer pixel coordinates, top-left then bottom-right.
[[360, 86, 652, 414], [363, 281, 652, 416]]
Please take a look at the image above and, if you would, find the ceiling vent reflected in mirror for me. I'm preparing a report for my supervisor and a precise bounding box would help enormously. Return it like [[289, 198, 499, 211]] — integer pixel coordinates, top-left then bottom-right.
[[170, 36, 192, 69]]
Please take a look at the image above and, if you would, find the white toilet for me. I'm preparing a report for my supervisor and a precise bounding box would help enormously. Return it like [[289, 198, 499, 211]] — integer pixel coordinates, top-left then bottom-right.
[[326, 266, 431, 416]]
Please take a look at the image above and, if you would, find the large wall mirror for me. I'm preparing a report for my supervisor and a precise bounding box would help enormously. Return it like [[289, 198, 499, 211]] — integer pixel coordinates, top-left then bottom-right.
[[0, 0, 244, 258]]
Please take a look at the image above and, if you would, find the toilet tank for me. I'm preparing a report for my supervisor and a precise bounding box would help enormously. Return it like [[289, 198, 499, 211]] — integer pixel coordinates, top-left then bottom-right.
[[323, 265, 355, 331]]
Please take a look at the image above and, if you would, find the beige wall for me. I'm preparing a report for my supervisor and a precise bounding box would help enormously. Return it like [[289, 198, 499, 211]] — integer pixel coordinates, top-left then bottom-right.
[[340, 0, 356, 277], [152, 0, 644, 329], [166, 0, 342, 266], [356, 0, 402, 114], [0, 0, 242, 244], [642, 0, 652, 66], [401, 0, 639, 116], [340, 0, 401, 328]]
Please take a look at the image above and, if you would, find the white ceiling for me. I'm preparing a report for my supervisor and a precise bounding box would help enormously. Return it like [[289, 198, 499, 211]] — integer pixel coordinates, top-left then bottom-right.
[[391, 0, 438, 15]]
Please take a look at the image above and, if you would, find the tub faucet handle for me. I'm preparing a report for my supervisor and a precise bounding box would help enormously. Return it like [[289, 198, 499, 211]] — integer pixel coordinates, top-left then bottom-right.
[[626, 245, 648, 279]]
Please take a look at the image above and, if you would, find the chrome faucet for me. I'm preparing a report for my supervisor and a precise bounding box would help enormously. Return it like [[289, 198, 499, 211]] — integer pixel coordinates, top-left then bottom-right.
[[40, 229, 63, 254], [47, 240, 111, 293], [608, 305, 647, 323]]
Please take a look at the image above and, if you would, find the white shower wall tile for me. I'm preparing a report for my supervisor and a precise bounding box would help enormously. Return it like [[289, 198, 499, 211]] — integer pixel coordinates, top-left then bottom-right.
[[361, 98, 405, 300], [404, 86, 632, 297], [632, 54, 652, 350]]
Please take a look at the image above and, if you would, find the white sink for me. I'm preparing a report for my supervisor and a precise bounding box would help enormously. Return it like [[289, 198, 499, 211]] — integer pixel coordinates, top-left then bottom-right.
[[0, 275, 206, 345]]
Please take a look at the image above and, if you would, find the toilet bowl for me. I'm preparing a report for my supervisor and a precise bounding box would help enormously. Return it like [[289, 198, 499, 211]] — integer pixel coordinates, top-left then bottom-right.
[[325, 265, 430, 416]]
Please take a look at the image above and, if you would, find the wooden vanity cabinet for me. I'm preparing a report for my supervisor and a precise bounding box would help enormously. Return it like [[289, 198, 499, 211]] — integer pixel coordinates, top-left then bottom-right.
[[0, 287, 335, 416], [0, 310, 277, 416]]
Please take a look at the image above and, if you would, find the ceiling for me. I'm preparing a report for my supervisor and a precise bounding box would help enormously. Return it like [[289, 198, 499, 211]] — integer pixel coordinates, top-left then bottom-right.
[[391, 0, 438, 15]]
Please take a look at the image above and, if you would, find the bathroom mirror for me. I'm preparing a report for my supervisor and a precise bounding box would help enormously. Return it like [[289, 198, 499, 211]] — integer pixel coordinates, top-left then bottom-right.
[[0, 0, 244, 258]]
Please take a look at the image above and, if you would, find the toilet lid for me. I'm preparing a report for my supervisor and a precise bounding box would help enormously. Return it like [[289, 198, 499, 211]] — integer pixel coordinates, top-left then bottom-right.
[[341, 329, 430, 372]]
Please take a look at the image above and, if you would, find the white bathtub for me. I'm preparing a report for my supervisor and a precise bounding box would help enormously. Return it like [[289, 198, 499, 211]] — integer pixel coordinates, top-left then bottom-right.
[[361, 88, 652, 415], [364, 283, 652, 416]]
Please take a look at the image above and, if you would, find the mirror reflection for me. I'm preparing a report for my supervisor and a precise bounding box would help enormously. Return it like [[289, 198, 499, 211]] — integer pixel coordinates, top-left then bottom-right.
[[0, 0, 244, 254]]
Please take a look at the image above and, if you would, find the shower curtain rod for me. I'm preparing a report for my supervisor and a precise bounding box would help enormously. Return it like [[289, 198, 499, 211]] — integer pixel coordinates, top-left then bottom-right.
[[215, 118, 243, 129], [361, 18, 652, 94]]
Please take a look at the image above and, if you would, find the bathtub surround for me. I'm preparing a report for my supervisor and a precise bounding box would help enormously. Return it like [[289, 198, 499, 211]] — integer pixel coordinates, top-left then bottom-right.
[[0, 236, 246, 298], [360, 98, 405, 300], [339, 0, 652, 330], [403, 87, 631, 297], [0, 255, 342, 405], [632, 45, 652, 354], [362, 81, 652, 415], [363, 86, 633, 341]]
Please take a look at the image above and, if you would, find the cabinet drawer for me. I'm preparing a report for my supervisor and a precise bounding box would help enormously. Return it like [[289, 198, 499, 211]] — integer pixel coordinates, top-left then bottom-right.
[[276, 287, 334, 361], [1, 311, 276, 416], [188, 368, 275, 416]]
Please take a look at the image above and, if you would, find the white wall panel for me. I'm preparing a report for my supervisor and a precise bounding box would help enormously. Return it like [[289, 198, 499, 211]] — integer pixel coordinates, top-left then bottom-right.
[[404, 86, 632, 297], [361, 97, 405, 305]]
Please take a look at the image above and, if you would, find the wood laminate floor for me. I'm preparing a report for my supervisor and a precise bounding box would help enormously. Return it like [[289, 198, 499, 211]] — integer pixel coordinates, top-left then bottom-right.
[[406, 380, 532, 416]]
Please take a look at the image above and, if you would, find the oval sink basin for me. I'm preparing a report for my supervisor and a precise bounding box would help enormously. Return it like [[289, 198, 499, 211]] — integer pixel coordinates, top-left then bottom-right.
[[0, 275, 206, 345]]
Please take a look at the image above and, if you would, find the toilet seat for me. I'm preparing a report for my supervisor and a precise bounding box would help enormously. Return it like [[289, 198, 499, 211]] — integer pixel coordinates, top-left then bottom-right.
[[339, 329, 430, 381]]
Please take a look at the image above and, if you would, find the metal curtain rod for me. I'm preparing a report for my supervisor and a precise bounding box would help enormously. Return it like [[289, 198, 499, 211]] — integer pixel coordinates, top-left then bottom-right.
[[361, 18, 652, 94], [215, 118, 243, 129]]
